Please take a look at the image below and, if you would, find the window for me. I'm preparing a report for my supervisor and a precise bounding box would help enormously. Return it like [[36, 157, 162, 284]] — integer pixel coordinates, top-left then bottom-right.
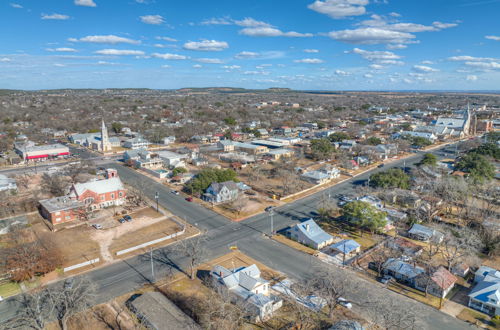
[[55, 211, 61, 216], [65, 215, 71, 220], [56, 217, 61, 222], [119, 192, 123, 197], [111, 193, 115, 199], [101, 195, 105, 201]]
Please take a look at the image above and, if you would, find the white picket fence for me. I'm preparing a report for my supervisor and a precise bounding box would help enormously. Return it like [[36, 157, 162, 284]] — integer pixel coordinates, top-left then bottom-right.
[[63, 258, 100, 272], [116, 228, 185, 256]]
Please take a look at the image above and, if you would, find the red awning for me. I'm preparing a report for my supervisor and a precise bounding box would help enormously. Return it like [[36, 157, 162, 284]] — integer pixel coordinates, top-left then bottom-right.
[[27, 154, 49, 159], [58, 152, 70, 156]]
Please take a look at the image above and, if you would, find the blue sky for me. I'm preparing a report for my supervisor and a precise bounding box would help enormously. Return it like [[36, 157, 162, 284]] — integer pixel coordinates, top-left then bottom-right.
[[1, 0, 499, 90]]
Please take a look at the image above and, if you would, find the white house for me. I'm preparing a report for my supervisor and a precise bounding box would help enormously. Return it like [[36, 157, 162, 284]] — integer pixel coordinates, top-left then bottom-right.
[[202, 181, 239, 204], [468, 266, 500, 316], [157, 150, 187, 168], [211, 264, 282, 321], [123, 137, 150, 149], [286, 219, 334, 249]]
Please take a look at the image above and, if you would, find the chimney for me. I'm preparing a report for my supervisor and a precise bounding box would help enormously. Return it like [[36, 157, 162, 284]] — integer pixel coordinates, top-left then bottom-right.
[[305, 224, 310, 232]]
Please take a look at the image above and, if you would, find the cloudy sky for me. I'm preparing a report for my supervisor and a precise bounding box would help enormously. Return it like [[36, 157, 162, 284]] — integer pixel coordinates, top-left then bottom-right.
[[1, 0, 499, 90]]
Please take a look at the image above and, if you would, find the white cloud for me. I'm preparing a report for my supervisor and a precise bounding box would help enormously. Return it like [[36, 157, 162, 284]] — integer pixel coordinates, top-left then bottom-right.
[[413, 65, 439, 72], [328, 28, 415, 44], [140, 15, 164, 25], [369, 64, 384, 69], [74, 0, 96, 7], [308, 0, 369, 19], [465, 61, 500, 69], [432, 21, 458, 29], [234, 51, 259, 59], [378, 59, 404, 65], [10, 3, 23, 8], [71, 35, 140, 45], [183, 40, 228, 51], [364, 73, 373, 78], [335, 70, 350, 76], [421, 60, 434, 64], [155, 36, 177, 42], [485, 35, 500, 41], [54, 63, 66, 67], [466, 75, 478, 81], [151, 53, 187, 60], [234, 17, 271, 27], [389, 12, 401, 17], [244, 71, 270, 75], [195, 58, 223, 64], [239, 27, 312, 38], [161, 64, 171, 68], [41, 13, 70, 20], [448, 55, 498, 62], [222, 65, 241, 70], [386, 44, 407, 49], [351, 48, 402, 62], [0, 57, 11, 62], [46, 47, 78, 52], [94, 49, 145, 56], [293, 58, 324, 64], [201, 17, 233, 25], [193, 64, 202, 68], [304, 49, 319, 53]]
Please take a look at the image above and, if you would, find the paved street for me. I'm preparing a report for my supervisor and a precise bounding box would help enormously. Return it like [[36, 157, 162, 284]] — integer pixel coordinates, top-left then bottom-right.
[[0, 144, 472, 329]]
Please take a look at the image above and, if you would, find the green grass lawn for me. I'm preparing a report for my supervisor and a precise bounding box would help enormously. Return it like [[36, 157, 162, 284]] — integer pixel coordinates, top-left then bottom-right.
[[0, 282, 21, 298]]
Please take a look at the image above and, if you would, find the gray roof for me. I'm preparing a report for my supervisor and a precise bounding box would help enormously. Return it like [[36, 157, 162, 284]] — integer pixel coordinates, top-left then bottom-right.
[[408, 224, 443, 240], [293, 219, 333, 245], [383, 258, 424, 279], [208, 181, 239, 194], [331, 239, 361, 254], [39, 196, 84, 213], [129, 292, 200, 330]]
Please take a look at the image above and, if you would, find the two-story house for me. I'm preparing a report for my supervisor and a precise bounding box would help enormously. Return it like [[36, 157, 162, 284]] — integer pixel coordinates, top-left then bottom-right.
[[468, 266, 500, 316], [211, 264, 282, 321], [202, 181, 239, 204]]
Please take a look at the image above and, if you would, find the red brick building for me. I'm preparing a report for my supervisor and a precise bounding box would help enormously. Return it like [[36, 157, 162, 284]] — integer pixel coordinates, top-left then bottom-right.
[[39, 196, 84, 225]]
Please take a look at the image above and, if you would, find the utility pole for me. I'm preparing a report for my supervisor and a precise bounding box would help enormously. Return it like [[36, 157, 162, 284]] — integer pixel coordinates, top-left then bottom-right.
[[270, 209, 274, 236], [150, 248, 155, 282], [155, 191, 159, 213]]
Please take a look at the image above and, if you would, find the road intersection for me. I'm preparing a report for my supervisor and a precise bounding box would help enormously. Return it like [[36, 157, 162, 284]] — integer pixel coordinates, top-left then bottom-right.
[[0, 144, 472, 329]]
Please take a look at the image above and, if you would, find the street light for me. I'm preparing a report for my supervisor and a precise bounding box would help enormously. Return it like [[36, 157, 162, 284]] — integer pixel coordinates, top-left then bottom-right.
[[150, 247, 155, 282], [155, 191, 159, 213], [265, 206, 274, 236]]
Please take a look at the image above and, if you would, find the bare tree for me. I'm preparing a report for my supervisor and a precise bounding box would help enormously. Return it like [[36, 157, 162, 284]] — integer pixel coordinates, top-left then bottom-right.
[[367, 297, 420, 330], [175, 236, 207, 280], [41, 173, 69, 197], [307, 268, 356, 319], [439, 225, 482, 271], [5, 289, 54, 330], [49, 277, 97, 330], [14, 173, 30, 190], [230, 195, 248, 215]]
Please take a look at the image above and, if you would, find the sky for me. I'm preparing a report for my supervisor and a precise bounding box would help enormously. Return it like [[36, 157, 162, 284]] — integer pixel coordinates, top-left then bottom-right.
[[1, 0, 500, 90]]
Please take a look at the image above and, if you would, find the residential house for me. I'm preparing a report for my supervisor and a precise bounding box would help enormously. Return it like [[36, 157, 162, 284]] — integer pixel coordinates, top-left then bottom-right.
[[218, 140, 235, 152], [68, 169, 126, 210], [343, 159, 359, 170], [0, 174, 17, 192], [257, 128, 269, 138], [468, 266, 500, 316], [210, 264, 282, 321], [163, 136, 176, 145], [339, 140, 357, 152], [123, 149, 163, 169], [408, 224, 444, 243], [382, 258, 424, 285], [301, 166, 340, 185], [399, 131, 437, 142], [127, 292, 200, 330], [286, 219, 334, 249], [415, 267, 457, 298], [452, 263, 470, 278], [330, 239, 361, 258], [267, 148, 294, 161], [386, 238, 423, 259], [203, 181, 240, 204], [123, 137, 150, 149], [39, 196, 85, 225], [157, 150, 187, 168]]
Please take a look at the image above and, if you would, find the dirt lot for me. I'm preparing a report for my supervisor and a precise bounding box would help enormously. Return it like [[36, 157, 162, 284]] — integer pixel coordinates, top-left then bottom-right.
[[30, 216, 101, 268]]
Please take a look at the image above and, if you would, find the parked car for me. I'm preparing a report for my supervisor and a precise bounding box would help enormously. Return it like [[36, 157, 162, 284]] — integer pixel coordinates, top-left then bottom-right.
[[118, 218, 126, 224], [171, 190, 179, 195], [265, 206, 274, 212], [380, 275, 393, 284], [92, 224, 103, 230], [377, 163, 385, 168], [124, 215, 132, 222], [337, 297, 352, 309], [186, 197, 193, 202]]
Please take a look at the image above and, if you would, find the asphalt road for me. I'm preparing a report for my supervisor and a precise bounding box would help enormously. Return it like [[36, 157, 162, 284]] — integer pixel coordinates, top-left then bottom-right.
[[0, 144, 472, 329]]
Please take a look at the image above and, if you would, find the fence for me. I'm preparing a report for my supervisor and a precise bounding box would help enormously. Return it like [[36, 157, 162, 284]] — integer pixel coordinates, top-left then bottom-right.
[[115, 228, 185, 256], [63, 258, 100, 272]]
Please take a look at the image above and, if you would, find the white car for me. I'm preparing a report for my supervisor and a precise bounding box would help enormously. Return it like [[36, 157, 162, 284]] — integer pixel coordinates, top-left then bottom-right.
[[92, 224, 103, 230], [171, 191, 180, 195], [337, 297, 352, 309]]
